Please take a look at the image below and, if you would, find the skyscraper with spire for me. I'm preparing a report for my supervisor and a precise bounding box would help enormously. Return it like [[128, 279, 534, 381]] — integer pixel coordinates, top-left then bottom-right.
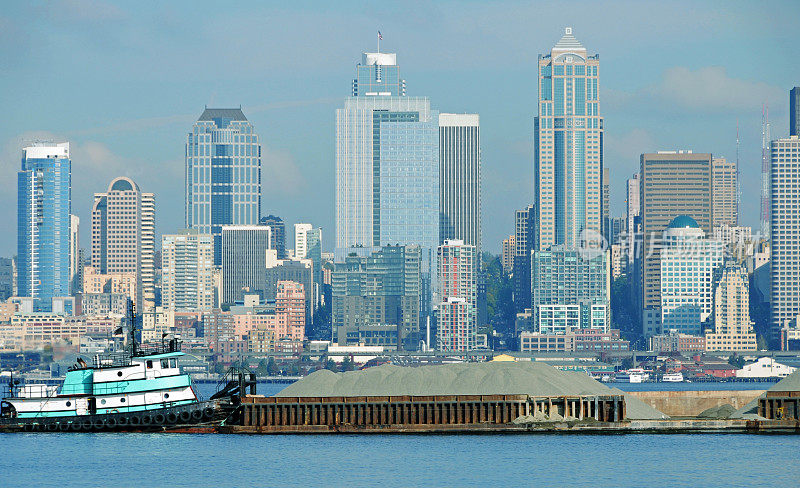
[[534, 27, 603, 250], [335, 47, 438, 266]]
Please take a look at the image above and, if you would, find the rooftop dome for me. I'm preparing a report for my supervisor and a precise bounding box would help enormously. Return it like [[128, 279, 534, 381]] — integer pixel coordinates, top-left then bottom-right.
[[667, 215, 699, 230]]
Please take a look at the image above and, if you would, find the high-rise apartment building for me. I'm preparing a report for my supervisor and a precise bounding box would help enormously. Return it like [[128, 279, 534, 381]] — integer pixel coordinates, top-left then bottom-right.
[[439, 113, 481, 251], [161, 230, 215, 312], [91, 177, 155, 310], [791, 87, 799, 137], [221, 225, 271, 305], [335, 52, 439, 284], [276, 281, 306, 341], [260, 215, 286, 259], [534, 27, 603, 250], [712, 156, 738, 227], [331, 245, 421, 349], [0, 258, 13, 301], [265, 257, 314, 322], [502, 235, 515, 275], [185, 108, 261, 265], [771, 135, 800, 341], [639, 151, 713, 337], [531, 246, 610, 334], [436, 240, 477, 352], [17, 143, 71, 312], [659, 216, 723, 336], [513, 205, 535, 312], [705, 264, 757, 351]]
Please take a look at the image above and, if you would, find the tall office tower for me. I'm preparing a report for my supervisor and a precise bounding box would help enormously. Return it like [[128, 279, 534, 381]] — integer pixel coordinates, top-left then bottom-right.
[[221, 225, 271, 305], [534, 27, 603, 250], [436, 240, 477, 351], [531, 246, 610, 334], [161, 230, 215, 312], [260, 215, 286, 259], [659, 216, 723, 336], [18, 143, 71, 312], [439, 113, 481, 251], [513, 205, 535, 312], [502, 235, 515, 275], [712, 157, 738, 227], [705, 264, 757, 352], [331, 245, 421, 349], [305, 227, 323, 286], [186, 108, 261, 265], [791, 87, 799, 136], [640, 151, 713, 337], [91, 177, 155, 310], [771, 135, 800, 341], [335, 51, 439, 281], [294, 223, 313, 259], [69, 214, 80, 295], [602, 167, 610, 243], [626, 174, 640, 239]]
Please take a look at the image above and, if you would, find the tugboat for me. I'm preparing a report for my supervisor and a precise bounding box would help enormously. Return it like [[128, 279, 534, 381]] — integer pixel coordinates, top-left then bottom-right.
[[0, 301, 253, 432]]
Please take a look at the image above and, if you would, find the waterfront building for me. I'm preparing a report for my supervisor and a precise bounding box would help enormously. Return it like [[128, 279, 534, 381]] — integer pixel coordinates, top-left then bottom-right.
[[185, 108, 261, 265], [17, 143, 71, 312], [705, 264, 757, 351], [649, 331, 706, 354], [519, 328, 629, 353], [640, 151, 713, 337], [335, 51, 438, 290], [513, 205, 535, 312], [221, 225, 271, 305], [531, 246, 610, 333], [770, 135, 800, 341], [91, 177, 155, 310], [534, 27, 603, 251], [201, 308, 235, 352], [259, 215, 286, 259], [331, 245, 421, 349], [141, 306, 175, 343], [161, 230, 215, 312], [791, 87, 799, 137], [712, 156, 738, 227], [659, 216, 723, 336], [502, 235, 515, 275], [436, 240, 477, 352], [439, 113, 481, 252]]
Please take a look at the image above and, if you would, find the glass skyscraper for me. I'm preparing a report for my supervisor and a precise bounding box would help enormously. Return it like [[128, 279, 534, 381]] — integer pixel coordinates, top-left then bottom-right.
[[18, 142, 72, 311], [186, 108, 261, 264], [534, 27, 603, 250], [336, 51, 439, 291]]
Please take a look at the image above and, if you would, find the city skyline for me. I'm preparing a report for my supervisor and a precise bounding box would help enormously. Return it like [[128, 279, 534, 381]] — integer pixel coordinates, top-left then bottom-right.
[[0, 1, 797, 257]]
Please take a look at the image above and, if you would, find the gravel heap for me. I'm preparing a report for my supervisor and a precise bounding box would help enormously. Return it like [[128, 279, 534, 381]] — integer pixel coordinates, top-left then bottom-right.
[[732, 369, 800, 419], [278, 361, 667, 420], [697, 404, 736, 419]]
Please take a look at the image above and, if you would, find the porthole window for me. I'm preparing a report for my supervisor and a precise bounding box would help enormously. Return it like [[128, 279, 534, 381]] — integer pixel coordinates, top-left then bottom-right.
[[164, 393, 169, 399], [120, 398, 126, 403], [101, 399, 106, 405], [117, 371, 123, 377], [66, 401, 71, 407]]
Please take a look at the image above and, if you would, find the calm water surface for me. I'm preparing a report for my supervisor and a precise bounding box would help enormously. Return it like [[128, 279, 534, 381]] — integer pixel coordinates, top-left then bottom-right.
[[2, 381, 792, 487]]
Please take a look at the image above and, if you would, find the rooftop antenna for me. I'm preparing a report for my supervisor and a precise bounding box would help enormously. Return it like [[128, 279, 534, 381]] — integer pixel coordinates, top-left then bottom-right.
[[377, 30, 382, 54]]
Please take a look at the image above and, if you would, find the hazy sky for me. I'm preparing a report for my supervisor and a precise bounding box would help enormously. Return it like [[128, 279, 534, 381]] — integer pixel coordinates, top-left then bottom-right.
[[1, 0, 797, 255]]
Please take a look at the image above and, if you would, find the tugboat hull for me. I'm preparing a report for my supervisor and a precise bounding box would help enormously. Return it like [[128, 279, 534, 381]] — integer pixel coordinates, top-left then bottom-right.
[[0, 400, 227, 433]]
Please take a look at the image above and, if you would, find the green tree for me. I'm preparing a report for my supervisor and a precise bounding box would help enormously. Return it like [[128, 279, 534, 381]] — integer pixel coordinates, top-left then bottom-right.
[[256, 359, 268, 377], [481, 253, 515, 335], [266, 357, 278, 375], [324, 358, 337, 371], [341, 356, 355, 372]]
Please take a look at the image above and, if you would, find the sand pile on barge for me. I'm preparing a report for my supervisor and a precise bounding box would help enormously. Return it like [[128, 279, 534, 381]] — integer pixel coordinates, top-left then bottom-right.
[[732, 369, 800, 419], [277, 361, 667, 420]]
